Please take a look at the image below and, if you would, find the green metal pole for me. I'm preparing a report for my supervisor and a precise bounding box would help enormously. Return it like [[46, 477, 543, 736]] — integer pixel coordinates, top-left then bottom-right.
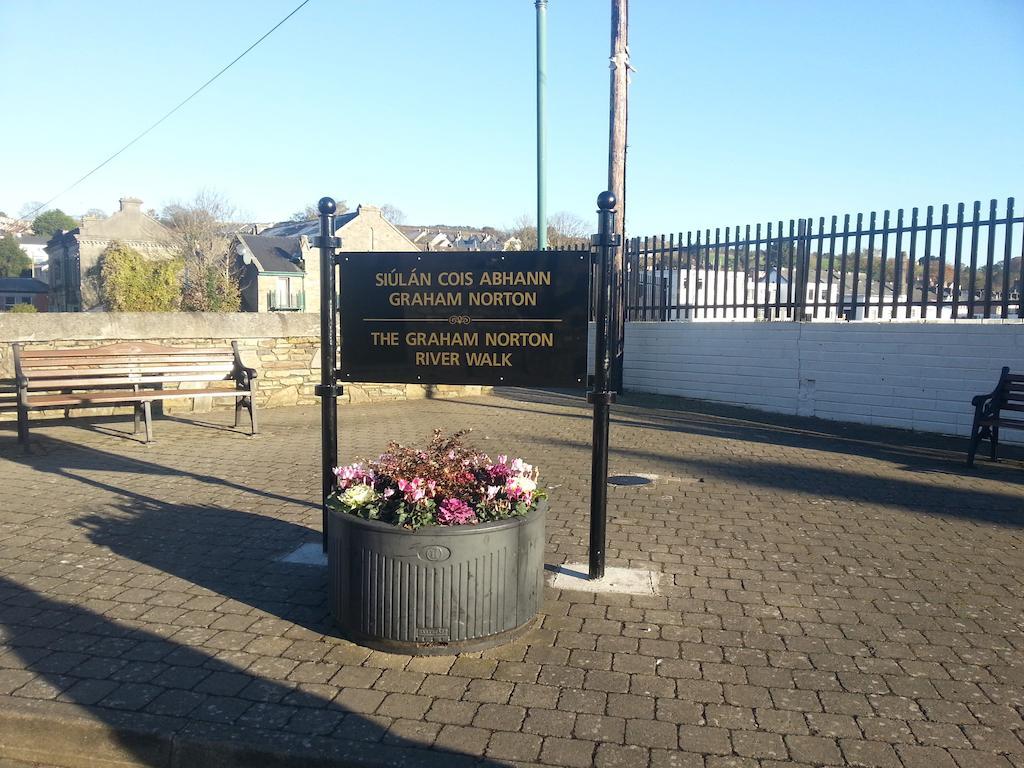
[[536, 0, 547, 250]]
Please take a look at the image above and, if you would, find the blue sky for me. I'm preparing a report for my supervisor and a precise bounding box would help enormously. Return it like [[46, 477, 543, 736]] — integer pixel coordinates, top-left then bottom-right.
[[1, 0, 1022, 236]]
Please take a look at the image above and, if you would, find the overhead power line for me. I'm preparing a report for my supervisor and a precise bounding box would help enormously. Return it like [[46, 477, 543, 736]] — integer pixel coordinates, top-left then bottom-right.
[[24, 0, 312, 220]]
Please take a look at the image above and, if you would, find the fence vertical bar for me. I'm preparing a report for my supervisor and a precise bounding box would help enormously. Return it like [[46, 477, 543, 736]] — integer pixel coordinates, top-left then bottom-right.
[[967, 201, 981, 318], [685, 231, 694, 319], [703, 229, 711, 319], [864, 212, 876, 318], [892, 210, 904, 319], [664, 233, 674, 320], [795, 219, 807, 320], [1002, 198, 1015, 319], [753, 224, 761, 319], [764, 222, 773, 319], [588, 191, 617, 580], [851, 213, 863, 321], [905, 207, 918, 319], [710, 229, 719, 319], [878, 211, 890, 316], [984, 198, 997, 319], [726, 227, 736, 318], [952, 203, 965, 318], [1018, 205, 1024, 319], [743, 224, 752, 319], [921, 206, 933, 318], [825, 216, 838, 318], [784, 220, 795, 318], [838, 214, 850, 320], [773, 221, 784, 319], [812, 217, 825, 319], [936, 205, 948, 318]]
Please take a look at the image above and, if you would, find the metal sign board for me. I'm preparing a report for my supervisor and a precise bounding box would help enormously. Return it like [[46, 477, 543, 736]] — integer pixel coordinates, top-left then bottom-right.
[[339, 250, 589, 386]]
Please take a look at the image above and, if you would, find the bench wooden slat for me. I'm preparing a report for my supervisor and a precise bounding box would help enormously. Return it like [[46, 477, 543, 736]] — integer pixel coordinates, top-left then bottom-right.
[[21, 364, 235, 379], [980, 417, 1024, 429], [28, 373, 237, 388], [21, 356, 235, 368], [20, 343, 233, 359], [25, 388, 243, 408]]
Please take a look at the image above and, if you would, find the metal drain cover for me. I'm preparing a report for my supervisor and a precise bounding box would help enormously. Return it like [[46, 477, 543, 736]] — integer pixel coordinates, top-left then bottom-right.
[[608, 474, 654, 486]]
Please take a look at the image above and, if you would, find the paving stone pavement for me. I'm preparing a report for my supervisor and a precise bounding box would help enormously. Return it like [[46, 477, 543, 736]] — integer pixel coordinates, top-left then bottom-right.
[[0, 389, 1022, 768]]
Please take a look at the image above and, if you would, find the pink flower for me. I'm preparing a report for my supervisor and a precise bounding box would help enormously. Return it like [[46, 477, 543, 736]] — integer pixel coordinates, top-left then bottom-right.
[[334, 463, 373, 490], [437, 498, 477, 525], [397, 477, 427, 504]]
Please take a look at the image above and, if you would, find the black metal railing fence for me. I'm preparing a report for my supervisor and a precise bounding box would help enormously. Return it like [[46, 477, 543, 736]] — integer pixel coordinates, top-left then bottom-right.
[[623, 197, 1023, 322]]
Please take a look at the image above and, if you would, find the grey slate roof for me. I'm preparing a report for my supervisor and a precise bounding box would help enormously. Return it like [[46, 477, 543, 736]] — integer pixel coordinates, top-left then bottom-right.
[[259, 212, 358, 238], [0, 277, 48, 293], [238, 234, 304, 274]]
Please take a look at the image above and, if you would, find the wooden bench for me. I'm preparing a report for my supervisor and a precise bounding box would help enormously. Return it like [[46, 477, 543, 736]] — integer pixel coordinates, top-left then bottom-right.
[[12, 341, 257, 446], [968, 366, 1024, 466]]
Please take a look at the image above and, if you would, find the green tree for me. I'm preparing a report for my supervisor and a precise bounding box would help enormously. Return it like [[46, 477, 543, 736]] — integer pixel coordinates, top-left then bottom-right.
[[30, 209, 78, 238], [0, 235, 32, 277], [99, 242, 183, 312], [10, 303, 37, 313]]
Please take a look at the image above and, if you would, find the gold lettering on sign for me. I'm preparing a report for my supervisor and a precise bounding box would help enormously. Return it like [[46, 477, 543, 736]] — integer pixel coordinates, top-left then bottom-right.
[[375, 270, 432, 287], [388, 292, 463, 307], [468, 291, 537, 307], [466, 352, 512, 367], [405, 332, 479, 346], [484, 332, 553, 347], [415, 351, 461, 366], [478, 271, 551, 286]]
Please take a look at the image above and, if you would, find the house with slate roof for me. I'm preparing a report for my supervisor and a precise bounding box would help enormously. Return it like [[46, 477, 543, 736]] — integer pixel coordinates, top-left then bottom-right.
[[0, 277, 49, 312], [241, 204, 419, 313], [234, 234, 308, 312]]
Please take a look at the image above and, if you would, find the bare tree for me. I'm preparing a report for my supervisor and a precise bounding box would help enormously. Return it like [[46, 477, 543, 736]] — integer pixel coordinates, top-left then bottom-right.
[[380, 204, 406, 226], [505, 211, 588, 250], [161, 190, 240, 311], [547, 211, 589, 248]]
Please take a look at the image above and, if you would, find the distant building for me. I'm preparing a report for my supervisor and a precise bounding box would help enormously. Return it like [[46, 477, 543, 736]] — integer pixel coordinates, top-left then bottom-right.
[[13, 235, 50, 282], [399, 224, 511, 252], [0, 277, 49, 312], [240, 204, 419, 313], [234, 234, 307, 313], [46, 197, 172, 311]]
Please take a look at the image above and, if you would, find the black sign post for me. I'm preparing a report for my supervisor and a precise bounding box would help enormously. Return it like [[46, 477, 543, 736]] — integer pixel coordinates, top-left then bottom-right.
[[338, 251, 588, 387], [314, 198, 341, 552], [588, 192, 618, 580]]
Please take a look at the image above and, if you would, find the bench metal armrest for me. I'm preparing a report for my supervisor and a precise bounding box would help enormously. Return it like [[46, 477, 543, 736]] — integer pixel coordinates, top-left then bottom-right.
[[11, 342, 28, 389], [231, 340, 258, 388]]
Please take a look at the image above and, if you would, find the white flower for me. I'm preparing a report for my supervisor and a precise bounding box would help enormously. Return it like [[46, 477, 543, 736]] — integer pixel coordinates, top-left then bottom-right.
[[343, 483, 377, 507], [507, 476, 537, 495]]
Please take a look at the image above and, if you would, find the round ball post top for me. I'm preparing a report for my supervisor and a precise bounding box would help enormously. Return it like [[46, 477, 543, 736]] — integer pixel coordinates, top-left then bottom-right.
[[597, 191, 616, 211], [318, 197, 337, 215]]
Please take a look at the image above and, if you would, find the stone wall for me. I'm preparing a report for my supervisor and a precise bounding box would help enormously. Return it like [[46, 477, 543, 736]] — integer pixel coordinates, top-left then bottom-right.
[[0, 312, 486, 420]]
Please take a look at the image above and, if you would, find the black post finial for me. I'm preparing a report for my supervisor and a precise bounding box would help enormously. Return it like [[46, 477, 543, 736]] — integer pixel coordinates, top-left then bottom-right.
[[318, 197, 337, 215], [597, 191, 616, 211]]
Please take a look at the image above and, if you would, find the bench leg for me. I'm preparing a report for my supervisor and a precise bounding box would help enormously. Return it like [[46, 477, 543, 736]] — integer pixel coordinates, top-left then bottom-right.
[[134, 403, 142, 434], [142, 401, 153, 444], [247, 394, 258, 436], [234, 397, 243, 428], [966, 425, 986, 467], [16, 405, 29, 448], [989, 425, 999, 461]]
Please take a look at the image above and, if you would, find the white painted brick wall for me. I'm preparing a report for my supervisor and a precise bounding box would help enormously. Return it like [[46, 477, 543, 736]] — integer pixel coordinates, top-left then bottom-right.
[[620, 320, 1024, 441]]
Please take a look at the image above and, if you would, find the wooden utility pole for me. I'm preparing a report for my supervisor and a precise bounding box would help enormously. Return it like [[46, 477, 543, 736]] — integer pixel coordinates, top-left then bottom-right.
[[608, 0, 628, 392]]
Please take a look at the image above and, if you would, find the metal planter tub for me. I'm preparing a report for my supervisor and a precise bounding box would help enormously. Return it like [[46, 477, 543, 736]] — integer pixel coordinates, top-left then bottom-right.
[[328, 501, 546, 655]]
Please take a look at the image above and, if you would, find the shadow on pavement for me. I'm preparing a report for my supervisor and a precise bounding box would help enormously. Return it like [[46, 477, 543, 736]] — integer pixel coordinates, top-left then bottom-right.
[[0, 575, 498, 768], [490, 387, 1024, 484]]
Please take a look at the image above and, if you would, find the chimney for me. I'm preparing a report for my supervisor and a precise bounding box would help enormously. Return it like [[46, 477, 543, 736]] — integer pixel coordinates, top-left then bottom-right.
[[119, 197, 143, 213]]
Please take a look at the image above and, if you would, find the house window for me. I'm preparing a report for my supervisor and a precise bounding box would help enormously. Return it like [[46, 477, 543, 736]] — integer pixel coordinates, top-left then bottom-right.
[[19, 297, 31, 304], [276, 277, 290, 308]]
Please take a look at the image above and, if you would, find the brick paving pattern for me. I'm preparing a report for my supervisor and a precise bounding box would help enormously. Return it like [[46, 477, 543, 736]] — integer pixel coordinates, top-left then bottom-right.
[[0, 389, 1022, 767]]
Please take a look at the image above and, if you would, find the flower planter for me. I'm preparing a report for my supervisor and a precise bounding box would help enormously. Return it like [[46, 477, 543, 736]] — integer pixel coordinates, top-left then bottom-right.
[[328, 501, 545, 655]]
